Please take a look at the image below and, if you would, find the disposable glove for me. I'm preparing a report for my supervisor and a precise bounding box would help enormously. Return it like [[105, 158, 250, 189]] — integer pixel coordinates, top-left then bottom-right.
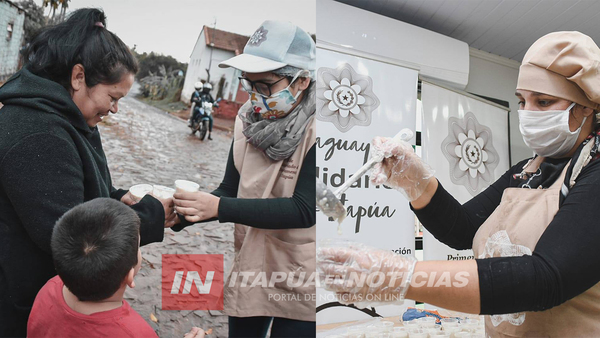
[[370, 136, 435, 201], [317, 240, 416, 308]]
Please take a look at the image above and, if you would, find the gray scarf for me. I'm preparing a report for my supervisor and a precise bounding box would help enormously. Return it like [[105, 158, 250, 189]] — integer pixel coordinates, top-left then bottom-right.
[[239, 82, 315, 161]]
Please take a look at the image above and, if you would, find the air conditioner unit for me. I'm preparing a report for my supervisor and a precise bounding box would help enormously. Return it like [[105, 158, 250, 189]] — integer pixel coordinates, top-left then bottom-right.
[[318, 0, 470, 90]]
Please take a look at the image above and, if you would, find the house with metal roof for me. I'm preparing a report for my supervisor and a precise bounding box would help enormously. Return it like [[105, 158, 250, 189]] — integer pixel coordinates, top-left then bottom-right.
[[181, 26, 250, 105]]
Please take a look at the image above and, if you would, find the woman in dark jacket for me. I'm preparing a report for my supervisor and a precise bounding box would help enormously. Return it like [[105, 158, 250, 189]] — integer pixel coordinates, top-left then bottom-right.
[[0, 9, 174, 336]]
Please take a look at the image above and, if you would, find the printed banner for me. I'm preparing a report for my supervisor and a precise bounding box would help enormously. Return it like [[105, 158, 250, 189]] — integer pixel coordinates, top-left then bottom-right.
[[316, 48, 418, 324], [420, 82, 510, 262]]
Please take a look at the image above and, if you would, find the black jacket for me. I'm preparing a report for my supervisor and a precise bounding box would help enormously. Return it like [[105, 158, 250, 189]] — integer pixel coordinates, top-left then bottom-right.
[[191, 90, 214, 106], [0, 68, 165, 336]]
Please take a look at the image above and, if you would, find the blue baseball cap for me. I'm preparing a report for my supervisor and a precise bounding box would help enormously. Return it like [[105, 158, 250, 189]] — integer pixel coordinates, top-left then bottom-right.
[[219, 20, 315, 74]]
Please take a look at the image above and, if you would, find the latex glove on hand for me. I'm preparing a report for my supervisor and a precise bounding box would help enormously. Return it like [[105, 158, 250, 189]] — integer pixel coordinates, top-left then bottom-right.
[[317, 241, 416, 308], [370, 136, 435, 201]]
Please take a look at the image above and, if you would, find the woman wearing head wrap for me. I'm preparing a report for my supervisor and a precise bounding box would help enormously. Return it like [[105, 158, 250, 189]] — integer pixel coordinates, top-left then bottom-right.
[[0, 9, 174, 336], [172, 21, 316, 337], [318, 31, 600, 336]]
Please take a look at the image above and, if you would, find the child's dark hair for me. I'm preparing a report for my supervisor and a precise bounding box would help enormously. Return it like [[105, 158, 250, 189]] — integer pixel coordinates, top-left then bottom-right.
[[24, 8, 138, 91], [51, 198, 140, 301]]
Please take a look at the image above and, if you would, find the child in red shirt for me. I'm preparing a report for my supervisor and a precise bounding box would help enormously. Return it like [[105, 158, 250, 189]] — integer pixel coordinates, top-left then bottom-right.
[[27, 198, 206, 338]]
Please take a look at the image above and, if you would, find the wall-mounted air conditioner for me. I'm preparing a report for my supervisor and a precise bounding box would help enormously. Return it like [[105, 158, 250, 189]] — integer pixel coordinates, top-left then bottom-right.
[[317, 0, 470, 90]]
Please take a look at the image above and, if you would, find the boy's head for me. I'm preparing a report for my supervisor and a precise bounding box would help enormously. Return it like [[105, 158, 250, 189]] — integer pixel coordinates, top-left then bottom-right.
[[51, 198, 142, 301]]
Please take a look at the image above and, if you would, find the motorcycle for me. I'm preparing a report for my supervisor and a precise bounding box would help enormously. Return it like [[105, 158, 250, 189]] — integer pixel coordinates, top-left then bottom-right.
[[190, 101, 216, 141]]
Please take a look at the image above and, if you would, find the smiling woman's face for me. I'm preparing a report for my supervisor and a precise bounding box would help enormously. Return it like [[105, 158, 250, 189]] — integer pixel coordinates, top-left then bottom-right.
[[70, 64, 134, 127]]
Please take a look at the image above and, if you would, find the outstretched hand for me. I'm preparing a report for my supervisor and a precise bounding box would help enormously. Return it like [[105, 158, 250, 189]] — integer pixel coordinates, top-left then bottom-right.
[[184, 327, 206, 338], [164, 207, 180, 228], [173, 191, 219, 223], [152, 194, 176, 228], [120, 191, 137, 206]]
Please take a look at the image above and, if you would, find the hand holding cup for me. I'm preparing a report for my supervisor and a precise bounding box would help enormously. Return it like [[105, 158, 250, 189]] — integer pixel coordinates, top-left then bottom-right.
[[173, 189, 219, 224], [127, 184, 153, 204]]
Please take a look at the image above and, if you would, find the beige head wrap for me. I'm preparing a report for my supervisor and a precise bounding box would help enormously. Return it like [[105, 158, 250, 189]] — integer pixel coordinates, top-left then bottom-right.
[[517, 31, 600, 110]]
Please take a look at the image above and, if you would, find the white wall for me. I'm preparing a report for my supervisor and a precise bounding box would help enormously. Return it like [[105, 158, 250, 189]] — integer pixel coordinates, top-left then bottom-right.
[[465, 49, 530, 165], [182, 30, 207, 103], [0, 2, 25, 79], [182, 29, 239, 102], [198, 47, 237, 99]]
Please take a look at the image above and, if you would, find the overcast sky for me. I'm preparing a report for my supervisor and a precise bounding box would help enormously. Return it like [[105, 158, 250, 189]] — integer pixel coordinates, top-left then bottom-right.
[[36, 0, 316, 63]]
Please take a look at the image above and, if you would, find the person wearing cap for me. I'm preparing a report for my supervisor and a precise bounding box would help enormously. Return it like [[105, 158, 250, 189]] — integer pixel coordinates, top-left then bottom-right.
[[172, 20, 316, 337], [317, 31, 600, 336]]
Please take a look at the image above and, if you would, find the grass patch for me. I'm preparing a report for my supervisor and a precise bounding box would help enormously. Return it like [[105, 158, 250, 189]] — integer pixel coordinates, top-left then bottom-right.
[[137, 96, 189, 114]]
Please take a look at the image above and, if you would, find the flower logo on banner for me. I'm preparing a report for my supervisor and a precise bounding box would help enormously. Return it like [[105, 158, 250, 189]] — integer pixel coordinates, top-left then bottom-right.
[[441, 111, 499, 195], [316, 63, 380, 133]]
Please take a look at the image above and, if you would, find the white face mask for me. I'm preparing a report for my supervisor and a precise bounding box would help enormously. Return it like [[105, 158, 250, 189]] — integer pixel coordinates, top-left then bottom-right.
[[518, 102, 586, 158]]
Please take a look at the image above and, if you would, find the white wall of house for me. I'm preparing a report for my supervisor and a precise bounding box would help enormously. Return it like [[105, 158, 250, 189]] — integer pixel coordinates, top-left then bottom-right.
[[200, 48, 237, 99], [465, 49, 530, 165], [181, 29, 239, 103], [182, 30, 207, 103], [0, 1, 25, 80]]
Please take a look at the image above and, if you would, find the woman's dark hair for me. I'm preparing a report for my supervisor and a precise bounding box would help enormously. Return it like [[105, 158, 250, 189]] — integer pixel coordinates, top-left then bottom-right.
[[24, 8, 138, 91], [51, 198, 140, 301]]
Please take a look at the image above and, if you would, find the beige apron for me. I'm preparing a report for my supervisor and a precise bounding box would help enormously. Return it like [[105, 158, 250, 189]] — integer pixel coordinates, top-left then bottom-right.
[[223, 115, 316, 322], [472, 162, 600, 337]]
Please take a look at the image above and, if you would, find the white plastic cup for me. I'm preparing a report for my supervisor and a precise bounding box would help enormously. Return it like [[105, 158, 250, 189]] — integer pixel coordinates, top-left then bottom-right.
[[175, 180, 200, 193], [403, 319, 420, 330], [444, 325, 461, 336], [429, 330, 450, 338], [392, 327, 409, 338], [417, 316, 437, 328], [441, 318, 459, 327], [347, 327, 366, 338], [152, 185, 175, 199], [379, 321, 395, 333], [407, 328, 428, 338], [129, 184, 153, 201], [461, 319, 478, 333], [366, 325, 383, 335], [365, 331, 381, 338]]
